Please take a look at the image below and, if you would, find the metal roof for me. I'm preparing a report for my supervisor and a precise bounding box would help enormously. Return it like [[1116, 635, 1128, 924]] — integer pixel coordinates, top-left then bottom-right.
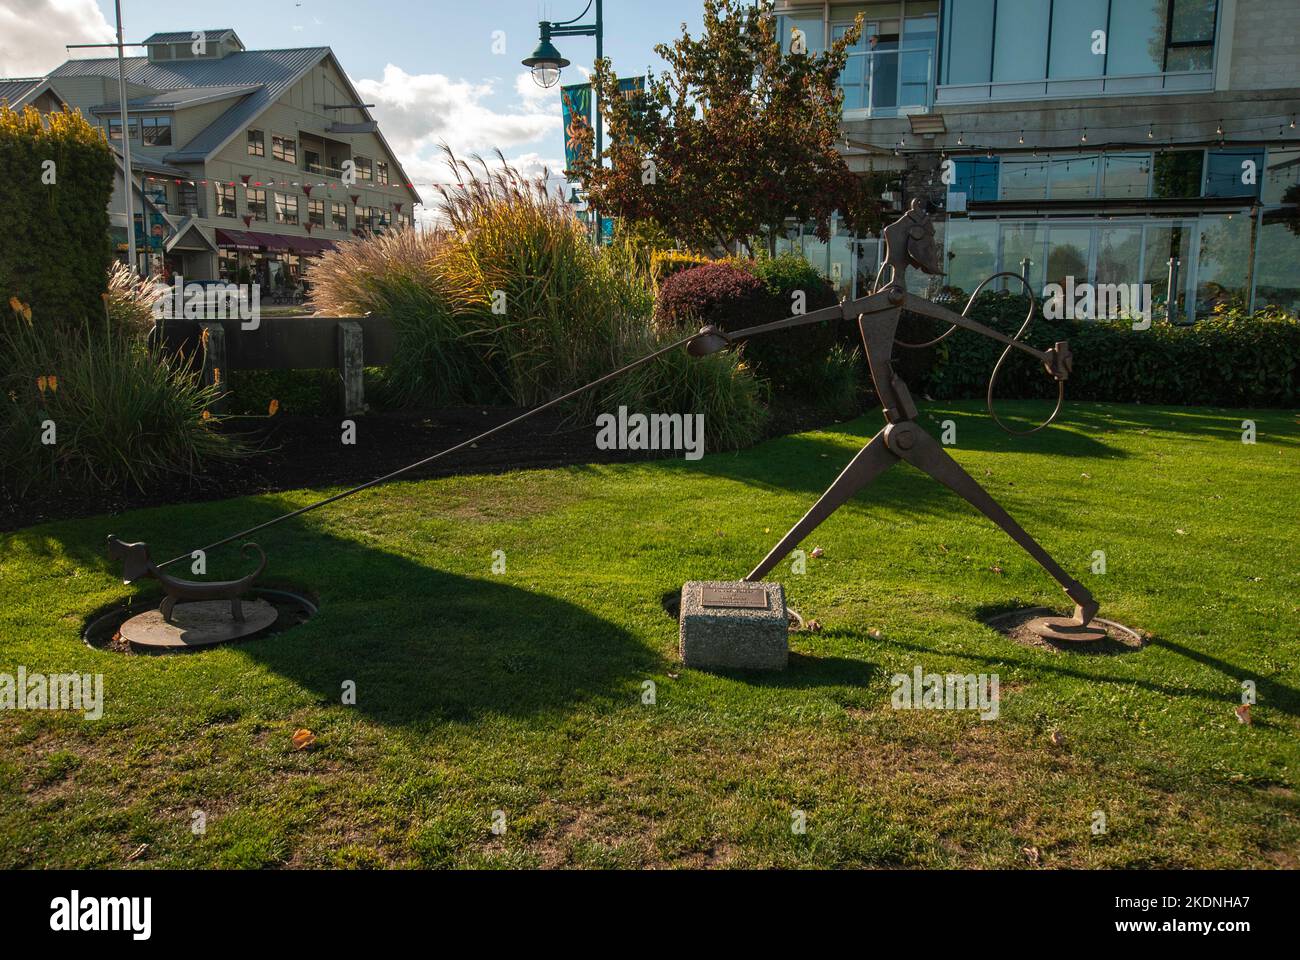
[[51, 47, 329, 163], [141, 29, 242, 47], [91, 84, 263, 114], [0, 78, 47, 108], [49, 45, 421, 205]]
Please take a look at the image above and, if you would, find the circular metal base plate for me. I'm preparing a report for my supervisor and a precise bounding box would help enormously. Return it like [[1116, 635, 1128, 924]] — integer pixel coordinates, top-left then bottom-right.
[[1026, 615, 1109, 643], [120, 599, 278, 650]]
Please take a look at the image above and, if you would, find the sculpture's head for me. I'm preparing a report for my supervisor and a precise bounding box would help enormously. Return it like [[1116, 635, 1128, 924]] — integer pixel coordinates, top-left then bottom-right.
[[885, 198, 943, 277], [107, 536, 154, 585]]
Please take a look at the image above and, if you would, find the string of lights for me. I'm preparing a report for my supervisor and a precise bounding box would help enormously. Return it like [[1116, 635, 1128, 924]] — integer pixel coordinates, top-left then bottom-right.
[[843, 113, 1300, 157]]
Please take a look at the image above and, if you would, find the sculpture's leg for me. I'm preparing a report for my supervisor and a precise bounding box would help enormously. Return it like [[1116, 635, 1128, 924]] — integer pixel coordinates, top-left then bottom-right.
[[746, 429, 900, 582], [887, 422, 1098, 626], [159, 594, 177, 624], [231, 597, 244, 622]]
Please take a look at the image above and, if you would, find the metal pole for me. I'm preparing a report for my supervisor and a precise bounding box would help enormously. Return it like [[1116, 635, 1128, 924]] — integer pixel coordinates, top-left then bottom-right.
[[114, 0, 137, 275], [1166, 256, 1181, 324], [593, 0, 603, 246]]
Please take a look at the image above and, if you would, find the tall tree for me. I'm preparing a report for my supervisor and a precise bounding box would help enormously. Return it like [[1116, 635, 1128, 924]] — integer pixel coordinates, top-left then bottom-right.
[[571, 0, 885, 254]]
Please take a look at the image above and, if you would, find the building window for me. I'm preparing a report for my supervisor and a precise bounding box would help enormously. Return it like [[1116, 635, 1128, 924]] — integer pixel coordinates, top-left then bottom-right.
[[272, 135, 297, 164], [308, 198, 325, 227], [331, 201, 348, 230], [178, 181, 200, 217], [247, 188, 267, 221], [1166, 0, 1219, 71], [1152, 150, 1204, 199], [1204, 148, 1263, 198], [951, 157, 999, 204], [941, 0, 1218, 89], [274, 192, 299, 225], [1048, 0, 1107, 80], [248, 129, 264, 157], [376, 160, 389, 186], [1262, 148, 1300, 204], [107, 117, 138, 141], [215, 182, 237, 217], [141, 115, 171, 146], [355, 156, 373, 182]]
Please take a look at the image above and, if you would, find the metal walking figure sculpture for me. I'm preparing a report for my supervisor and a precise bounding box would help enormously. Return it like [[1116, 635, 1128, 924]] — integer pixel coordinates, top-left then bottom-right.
[[109, 198, 1103, 645], [687, 199, 1102, 642]]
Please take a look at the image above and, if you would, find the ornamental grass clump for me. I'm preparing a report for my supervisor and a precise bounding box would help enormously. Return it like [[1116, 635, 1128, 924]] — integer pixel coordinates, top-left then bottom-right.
[[307, 149, 768, 449]]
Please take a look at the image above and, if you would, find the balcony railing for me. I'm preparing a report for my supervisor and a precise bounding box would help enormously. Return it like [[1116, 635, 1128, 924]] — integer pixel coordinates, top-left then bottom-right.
[[306, 161, 349, 179], [840, 47, 935, 117]]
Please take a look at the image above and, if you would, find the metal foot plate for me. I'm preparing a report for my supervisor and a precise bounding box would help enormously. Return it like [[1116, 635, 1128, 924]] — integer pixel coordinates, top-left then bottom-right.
[[1025, 615, 1109, 643], [120, 599, 278, 650]]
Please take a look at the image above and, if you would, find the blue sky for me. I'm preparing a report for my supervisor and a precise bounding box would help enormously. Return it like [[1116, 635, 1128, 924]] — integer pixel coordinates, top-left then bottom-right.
[[2, 0, 705, 197]]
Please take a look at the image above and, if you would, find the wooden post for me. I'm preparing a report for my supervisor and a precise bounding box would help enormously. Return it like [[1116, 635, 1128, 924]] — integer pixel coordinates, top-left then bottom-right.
[[199, 321, 228, 413], [337, 321, 365, 415]]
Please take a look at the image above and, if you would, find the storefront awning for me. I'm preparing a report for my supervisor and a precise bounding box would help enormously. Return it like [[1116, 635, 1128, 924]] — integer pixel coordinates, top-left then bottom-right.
[[215, 229, 339, 255], [214, 228, 261, 250]]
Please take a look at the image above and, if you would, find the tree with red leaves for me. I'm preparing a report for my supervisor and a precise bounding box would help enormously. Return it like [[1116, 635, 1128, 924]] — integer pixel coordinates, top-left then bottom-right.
[[570, 0, 885, 255]]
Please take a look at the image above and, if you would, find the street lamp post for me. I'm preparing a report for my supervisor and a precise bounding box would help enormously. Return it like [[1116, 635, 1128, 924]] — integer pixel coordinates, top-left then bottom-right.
[[523, 0, 604, 243]]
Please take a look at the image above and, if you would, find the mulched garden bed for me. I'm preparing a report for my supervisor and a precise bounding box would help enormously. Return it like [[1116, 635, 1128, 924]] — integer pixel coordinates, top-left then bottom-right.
[[1, 400, 846, 532]]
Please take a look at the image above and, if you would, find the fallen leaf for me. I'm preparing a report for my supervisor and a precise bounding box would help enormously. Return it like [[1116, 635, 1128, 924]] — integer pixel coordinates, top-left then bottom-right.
[[291, 728, 316, 751], [869, 629, 883, 639], [810, 546, 824, 558], [806, 619, 823, 633], [201, 409, 211, 421], [1176, 529, 1187, 536], [1050, 729, 1065, 746], [1080, 472, 1090, 479], [47, 375, 58, 393], [267, 398, 280, 417], [125, 843, 148, 862], [991, 565, 1004, 575], [1022, 845, 1041, 864], [1235, 704, 1252, 726], [667, 672, 679, 680]]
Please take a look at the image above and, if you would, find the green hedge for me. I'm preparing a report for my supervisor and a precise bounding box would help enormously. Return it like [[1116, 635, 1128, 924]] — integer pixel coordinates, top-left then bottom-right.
[[897, 295, 1300, 407], [0, 105, 114, 328]]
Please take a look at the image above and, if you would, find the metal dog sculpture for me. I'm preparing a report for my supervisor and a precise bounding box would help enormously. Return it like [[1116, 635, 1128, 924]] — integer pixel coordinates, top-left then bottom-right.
[[106, 536, 266, 624]]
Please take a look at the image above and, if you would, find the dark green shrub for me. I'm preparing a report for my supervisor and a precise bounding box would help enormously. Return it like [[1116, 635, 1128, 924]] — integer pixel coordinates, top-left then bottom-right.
[[0, 105, 114, 329], [902, 294, 1299, 407]]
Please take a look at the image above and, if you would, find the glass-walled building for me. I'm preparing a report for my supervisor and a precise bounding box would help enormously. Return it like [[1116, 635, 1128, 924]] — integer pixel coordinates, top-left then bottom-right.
[[773, 0, 1300, 322]]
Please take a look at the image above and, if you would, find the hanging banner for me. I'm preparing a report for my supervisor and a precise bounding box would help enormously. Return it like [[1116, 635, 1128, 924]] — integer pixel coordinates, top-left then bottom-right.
[[561, 82, 593, 174]]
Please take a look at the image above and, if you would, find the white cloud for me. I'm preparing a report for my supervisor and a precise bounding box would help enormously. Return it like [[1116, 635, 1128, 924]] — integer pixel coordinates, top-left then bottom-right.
[[0, 0, 114, 78], [352, 63, 569, 224], [355, 64, 559, 159]]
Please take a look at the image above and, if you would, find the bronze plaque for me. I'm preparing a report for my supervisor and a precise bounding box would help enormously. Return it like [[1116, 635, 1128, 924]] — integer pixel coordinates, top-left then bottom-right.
[[701, 583, 769, 610]]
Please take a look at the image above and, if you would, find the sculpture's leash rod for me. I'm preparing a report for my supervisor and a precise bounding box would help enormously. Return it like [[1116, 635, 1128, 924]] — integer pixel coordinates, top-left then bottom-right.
[[156, 331, 703, 570]]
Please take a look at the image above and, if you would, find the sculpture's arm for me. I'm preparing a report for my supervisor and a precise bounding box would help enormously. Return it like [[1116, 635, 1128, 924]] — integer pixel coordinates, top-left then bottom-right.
[[901, 293, 1074, 380], [688, 292, 898, 357]]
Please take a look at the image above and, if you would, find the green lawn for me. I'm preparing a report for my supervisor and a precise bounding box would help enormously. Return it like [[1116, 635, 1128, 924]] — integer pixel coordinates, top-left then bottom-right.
[[1, 401, 1297, 868]]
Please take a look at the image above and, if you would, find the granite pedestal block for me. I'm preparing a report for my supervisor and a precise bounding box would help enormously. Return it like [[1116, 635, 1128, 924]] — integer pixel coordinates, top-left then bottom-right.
[[679, 581, 788, 671]]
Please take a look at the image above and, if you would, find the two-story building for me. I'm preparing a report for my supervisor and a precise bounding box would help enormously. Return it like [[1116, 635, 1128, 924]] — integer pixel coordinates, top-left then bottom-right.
[[35, 28, 420, 287], [773, 0, 1300, 322]]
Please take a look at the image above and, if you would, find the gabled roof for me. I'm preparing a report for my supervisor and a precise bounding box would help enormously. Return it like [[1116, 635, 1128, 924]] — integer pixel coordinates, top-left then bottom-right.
[[49, 45, 422, 205], [51, 47, 328, 163], [91, 84, 263, 114], [0, 77, 65, 110], [142, 29, 243, 49]]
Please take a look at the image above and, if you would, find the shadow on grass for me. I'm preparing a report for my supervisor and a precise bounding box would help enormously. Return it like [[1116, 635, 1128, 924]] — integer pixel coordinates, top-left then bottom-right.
[[704, 651, 877, 689], [877, 632, 1300, 719], [21, 499, 655, 727]]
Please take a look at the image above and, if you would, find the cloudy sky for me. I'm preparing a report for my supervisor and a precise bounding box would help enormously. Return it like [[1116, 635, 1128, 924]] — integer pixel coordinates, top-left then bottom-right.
[[1, 0, 705, 216]]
